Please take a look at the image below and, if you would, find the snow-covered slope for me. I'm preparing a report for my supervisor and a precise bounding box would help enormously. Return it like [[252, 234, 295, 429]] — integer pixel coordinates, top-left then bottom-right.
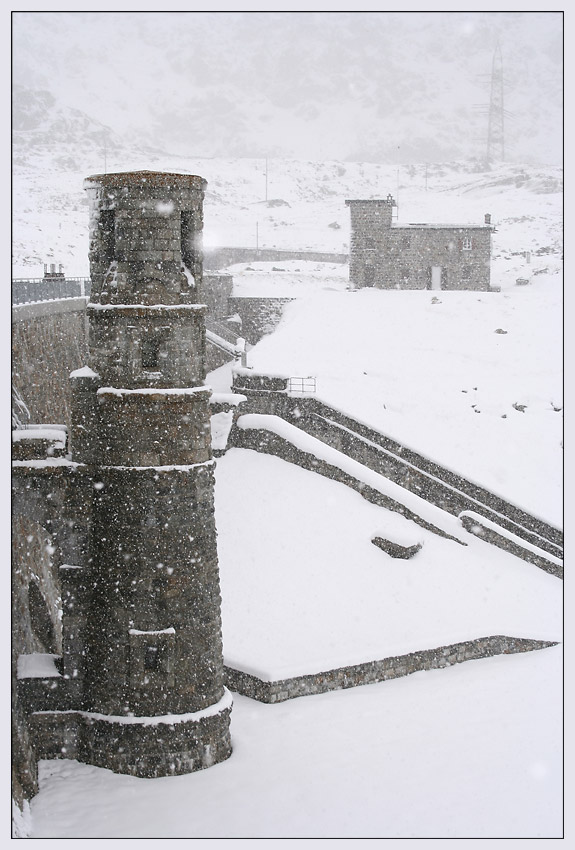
[[12, 118, 563, 280]]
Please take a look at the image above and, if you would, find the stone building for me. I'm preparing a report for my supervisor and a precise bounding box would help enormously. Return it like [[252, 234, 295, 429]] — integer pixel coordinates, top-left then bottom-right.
[[346, 195, 493, 291], [13, 171, 232, 799]]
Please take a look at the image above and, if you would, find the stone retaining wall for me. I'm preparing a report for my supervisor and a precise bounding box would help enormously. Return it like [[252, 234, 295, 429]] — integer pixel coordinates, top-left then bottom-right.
[[232, 423, 463, 544], [12, 303, 88, 425], [224, 636, 557, 703], [230, 379, 563, 562], [227, 297, 295, 345], [204, 246, 347, 270]]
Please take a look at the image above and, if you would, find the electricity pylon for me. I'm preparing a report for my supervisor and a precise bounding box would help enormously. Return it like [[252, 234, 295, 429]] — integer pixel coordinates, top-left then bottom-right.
[[474, 41, 512, 167], [486, 42, 505, 163]]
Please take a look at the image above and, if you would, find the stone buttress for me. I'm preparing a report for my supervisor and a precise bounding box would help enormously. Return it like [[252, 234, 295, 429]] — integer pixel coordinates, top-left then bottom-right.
[[65, 171, 231, 777]]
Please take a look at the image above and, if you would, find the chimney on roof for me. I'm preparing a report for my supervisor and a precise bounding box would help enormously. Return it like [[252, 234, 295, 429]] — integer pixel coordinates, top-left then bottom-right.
[[485, 213, 491, 225]]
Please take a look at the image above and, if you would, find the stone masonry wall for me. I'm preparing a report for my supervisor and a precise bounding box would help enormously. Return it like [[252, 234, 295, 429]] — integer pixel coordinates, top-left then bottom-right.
[[227, 297, 294, 345], [232, 423, 464, 544], [230, 379, 563, 563], [12, 305, 88, 426], [11, 460, 92, 807], [224, 636, 557, 703], [347, 199, 492, 291]]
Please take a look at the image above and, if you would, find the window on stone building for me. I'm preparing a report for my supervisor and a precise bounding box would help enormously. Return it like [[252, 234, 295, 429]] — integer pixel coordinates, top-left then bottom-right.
[[99, 210, 116, 263], [181, 212, 198, 270], [144, 646, 160, 671], [129, 631, 175, 688], [462, 236, 473, 250], [141, 335, 161, 370]]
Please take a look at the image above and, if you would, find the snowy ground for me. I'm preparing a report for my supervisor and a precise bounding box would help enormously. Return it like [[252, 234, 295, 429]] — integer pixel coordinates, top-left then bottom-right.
[[216, 449, 561, 680], [29, 646, 562, 838], [231, 277, 562, 527]]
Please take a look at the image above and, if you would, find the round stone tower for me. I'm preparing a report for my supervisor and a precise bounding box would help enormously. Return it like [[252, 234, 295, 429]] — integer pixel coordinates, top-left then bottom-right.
[[72, 171, 232, 777]]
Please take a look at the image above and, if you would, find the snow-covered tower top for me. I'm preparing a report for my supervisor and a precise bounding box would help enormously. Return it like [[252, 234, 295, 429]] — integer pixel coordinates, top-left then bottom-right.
[[84, 170, 207, 307], [84, 170, 209, 389]]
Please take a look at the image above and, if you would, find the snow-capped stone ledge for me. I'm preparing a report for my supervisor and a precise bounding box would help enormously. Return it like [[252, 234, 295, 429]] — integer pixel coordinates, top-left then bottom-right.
[[12, 458, 81, 470], [87, 303, 207, 312], [224, 637, 558, 703], [459, 511, 563, 579], [17, 654, 61, 680], [32, 687, 233, 725], [69, 366, 99, 379], [97, 386, 210, 398], [102, 459, 215, 472], [209, 392, 247, 406]]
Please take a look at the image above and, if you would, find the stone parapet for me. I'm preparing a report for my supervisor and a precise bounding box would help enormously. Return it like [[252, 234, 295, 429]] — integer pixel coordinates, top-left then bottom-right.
[[225, 636, 558, 703]]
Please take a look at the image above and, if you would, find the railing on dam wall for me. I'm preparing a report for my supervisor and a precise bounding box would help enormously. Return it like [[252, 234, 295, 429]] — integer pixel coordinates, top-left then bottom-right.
[[12, 278, 92, 305], [204, 247, 348, 270]]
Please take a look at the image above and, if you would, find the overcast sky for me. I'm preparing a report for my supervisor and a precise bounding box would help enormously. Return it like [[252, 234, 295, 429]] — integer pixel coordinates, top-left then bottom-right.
[[12, 11, 563, 165]]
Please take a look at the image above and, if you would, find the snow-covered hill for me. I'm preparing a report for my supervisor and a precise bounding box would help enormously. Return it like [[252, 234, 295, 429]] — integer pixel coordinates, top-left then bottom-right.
[[12, 102, 563, 280]]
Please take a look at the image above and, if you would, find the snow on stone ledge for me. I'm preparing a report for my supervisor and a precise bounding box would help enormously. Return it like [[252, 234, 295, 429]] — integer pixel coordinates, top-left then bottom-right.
[[129, 627, 176, 636], [88, 303, 207, 311], [97, 386, 210, 398], [12, 458, 81, 469], [17, 654, 61, 680], [209, 392, 247, 406], [104, 460, 215, 472], [12, 428, 66, 446], [34, 688, 233, 726], [70, 366, 99, 379]]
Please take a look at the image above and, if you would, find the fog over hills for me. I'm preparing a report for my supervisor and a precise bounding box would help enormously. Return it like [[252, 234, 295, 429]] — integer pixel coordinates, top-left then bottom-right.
[[12, 11, 562, 166]]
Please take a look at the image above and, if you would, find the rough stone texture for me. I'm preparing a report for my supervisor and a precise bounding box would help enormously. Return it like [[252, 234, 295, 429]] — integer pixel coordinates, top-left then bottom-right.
[[202, 273, 234, 318], [95, 389, 212, 467], [81, 464, 225, 717], [227, 297, 295, 345], [225, 636, 558, 703], [346, 197, 493, 291], [88, 305, 207, 389], [230, 378, 563, 563], [11, 457, 79, 806], [372, 537, 423, 559], [30, 704, 232, 778], [12, 303, 88, 426], [69, 170, 232, 775], [84, 170, 207, 308], [12, 170, 232, 795]]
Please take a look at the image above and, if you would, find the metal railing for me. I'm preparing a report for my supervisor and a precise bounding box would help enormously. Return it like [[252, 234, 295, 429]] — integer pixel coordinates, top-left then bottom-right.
[[288, 376, 316, 393], [12, 278, 91, 305]]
